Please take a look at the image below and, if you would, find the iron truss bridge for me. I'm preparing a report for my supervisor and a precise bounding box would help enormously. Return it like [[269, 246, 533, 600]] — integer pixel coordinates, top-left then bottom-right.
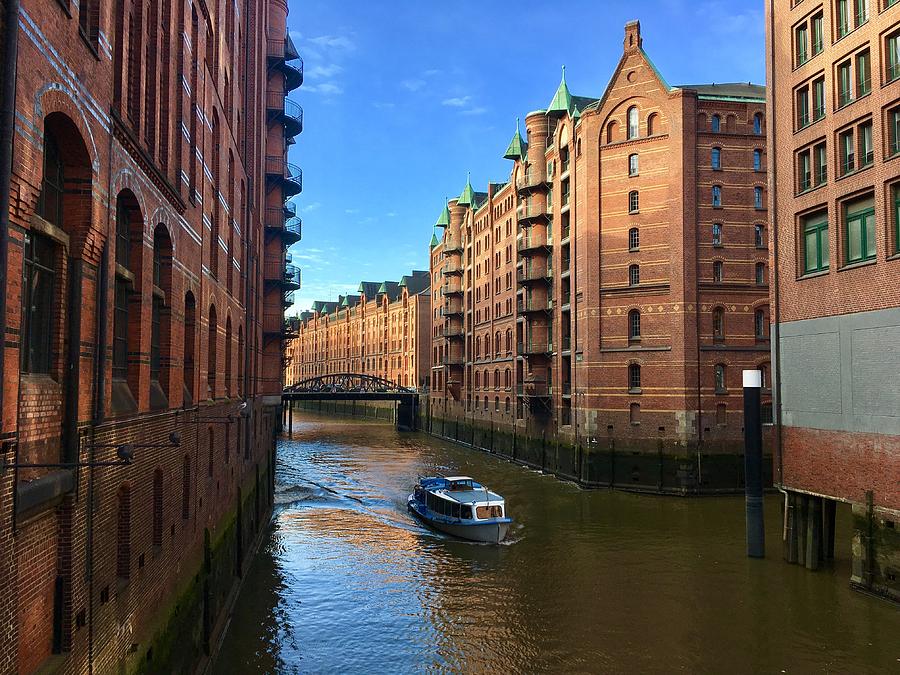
[[282, 374, 419, 431]]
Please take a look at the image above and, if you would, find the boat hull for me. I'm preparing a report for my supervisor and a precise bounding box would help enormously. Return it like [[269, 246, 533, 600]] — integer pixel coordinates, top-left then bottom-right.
[[407, 498, 510, 543]]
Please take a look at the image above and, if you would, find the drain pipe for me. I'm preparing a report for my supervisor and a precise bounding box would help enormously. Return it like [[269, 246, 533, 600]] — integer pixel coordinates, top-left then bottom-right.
[[0, 0, 21, 436]]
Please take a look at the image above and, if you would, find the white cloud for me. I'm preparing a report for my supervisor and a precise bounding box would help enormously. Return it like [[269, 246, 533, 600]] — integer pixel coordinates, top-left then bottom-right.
[[386, 212, 397, 217], [401, 79, 426, 92], [307, 63, 343, 79], [344, 208, 360, 214], [441, 96, 471, 107], [301, 202, 322, 212], [304, 82, 344, 96], [461, 106, 487, 116], [308, 34, 356, 50]]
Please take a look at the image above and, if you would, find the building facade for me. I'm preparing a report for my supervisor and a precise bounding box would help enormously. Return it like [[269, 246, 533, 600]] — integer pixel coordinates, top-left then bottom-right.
[[767, 0, 899, 599], [285, 271, 432, 390], [0, 0, 302, 671], [429, 22, 771, 491]]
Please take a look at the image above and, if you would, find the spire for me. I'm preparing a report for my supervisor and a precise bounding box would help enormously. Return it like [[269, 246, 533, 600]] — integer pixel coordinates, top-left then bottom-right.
[[435, 199, 450, 228], [503, 117, 528, 161], [457, 172, 474, 207], [547, 65, 573, 115], [430, 231, 440, 249], [572, 104, 581, 122]]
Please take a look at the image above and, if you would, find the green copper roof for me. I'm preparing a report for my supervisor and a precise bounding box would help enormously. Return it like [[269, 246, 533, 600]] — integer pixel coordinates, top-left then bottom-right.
[[435, 202, 450, 228], [503, 118, 528, 161], [457, 173, 475, 206], [572, 104, 581, 122], [430, 232, 440, 248], [547, 65, 573, 115]]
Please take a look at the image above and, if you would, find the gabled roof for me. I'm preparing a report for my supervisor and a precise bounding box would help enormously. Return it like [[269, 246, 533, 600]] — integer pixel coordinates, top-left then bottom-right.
[[503, 118, 528, 161], [471, 191, 489, 211], [378, 281, 401, 301], [358, 281, 380, 298], [404, 270, 430, 295], [340, 294, 360, 308]]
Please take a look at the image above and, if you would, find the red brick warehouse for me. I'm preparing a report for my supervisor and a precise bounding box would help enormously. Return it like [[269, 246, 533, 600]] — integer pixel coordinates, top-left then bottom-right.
[[429, 22, 771, 493], [0, 0, 303, 671]]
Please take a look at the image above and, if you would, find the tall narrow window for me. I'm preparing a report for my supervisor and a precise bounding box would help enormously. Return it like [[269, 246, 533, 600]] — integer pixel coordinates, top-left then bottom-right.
[[755, 224, 765, 248], [812, 13, 824, 56], [20, 232, 55, 374], [854, 0, 869, 26], [836, 0, 850, 38], [629, 310, 641, 341], [840, 128, 856, 175], [754, 113, 763, 135], [755, 187, 764, 209], [628, 364, 641, 391], [838, 60, 853, 107], [628, 191, 639, 213], [857, 49, 871, 97], [888, 30, 900, 83], [628, 154, 639, 176], [713, 308, 725, 341], [38, 133, 64, 227], [712, 186, 722, 207], [182, 455, 191, 519], [813, 77, 826, 121], [628, 264, 640, 286], [224, 317, 233, 397], [113, 194, 139, 391], [711, 147, 722, 169], [756, 262, 766, 285], [711, 114, 721, 133], [802, 210, 830, 274], [893, 184, 900, 255], [712, 223, 723, 246], [889, 107, 900, 157], [858, 121, 873, 167], [753, 149, 762, 171], [814, 142, 828, 186], [715, 364, 727, 392], [627, 106, 639, 139], [184, 292, 196, 405], [208, 305, 218, 398], [797, 87, 810, 128], [628, 227, 640, 251], [713, 261, 724, 282], [844, 195, 876, 264], [796, 23, 809, 66], [755, 309, 767, 338]]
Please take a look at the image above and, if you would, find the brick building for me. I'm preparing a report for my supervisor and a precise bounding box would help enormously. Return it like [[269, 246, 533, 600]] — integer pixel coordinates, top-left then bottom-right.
[[0, 0, 302, 671], [429, 22, 771, 491], [285, 270, 432, 390], [766, 0, 899, 598]]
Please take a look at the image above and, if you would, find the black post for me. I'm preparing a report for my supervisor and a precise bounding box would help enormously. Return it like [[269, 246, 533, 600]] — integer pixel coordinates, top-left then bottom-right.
[[743, 369, 765, 558]]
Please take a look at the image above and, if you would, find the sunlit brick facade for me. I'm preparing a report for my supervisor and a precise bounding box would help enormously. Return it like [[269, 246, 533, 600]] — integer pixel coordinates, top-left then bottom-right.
[[285, 271, 432, 390], [430, 22, 771, 468], [767, 0, 899, 599], [0, 0, 303, 671]]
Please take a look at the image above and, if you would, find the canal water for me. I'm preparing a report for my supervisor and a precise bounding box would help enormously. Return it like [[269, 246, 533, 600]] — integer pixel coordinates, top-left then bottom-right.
[[214, 413, 898, 674]]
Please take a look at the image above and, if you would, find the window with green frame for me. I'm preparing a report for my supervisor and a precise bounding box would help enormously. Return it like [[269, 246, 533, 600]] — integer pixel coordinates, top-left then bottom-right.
[[843, 195, 876, 264], [890, 107, 900, 156], [811, 13, 824, 55], [838, 60, 853, 107], [801, 211, 829, 274], [888, 30, 900, 83], [894, 185, 900, 255], [836, 0, 850, 38]]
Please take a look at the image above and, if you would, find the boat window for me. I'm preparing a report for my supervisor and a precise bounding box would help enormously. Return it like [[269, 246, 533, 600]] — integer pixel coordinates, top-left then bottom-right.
[[476, 505, 503, 519], [451, 503, 460, 519], [460, 505, 472, 519]]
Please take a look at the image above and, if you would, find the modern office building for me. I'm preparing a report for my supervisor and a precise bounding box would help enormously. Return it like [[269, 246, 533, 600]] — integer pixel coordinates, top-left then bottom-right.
[[429, 22, 771, 491], [285, 271, 432, 390], [766, 0, 899, 598], [0, 0, 303, 671]]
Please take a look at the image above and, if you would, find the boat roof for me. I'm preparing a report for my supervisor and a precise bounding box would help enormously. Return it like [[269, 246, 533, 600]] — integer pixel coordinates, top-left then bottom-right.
[[445, 476, 473, 482], [418, 476, 504, 504]]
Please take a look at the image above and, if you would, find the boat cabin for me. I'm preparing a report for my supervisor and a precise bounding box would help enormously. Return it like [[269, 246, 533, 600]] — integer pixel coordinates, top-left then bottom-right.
[[414, 476, 505, 521]]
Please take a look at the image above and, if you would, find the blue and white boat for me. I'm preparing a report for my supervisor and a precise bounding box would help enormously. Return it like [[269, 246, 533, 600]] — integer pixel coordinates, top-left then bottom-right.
[[407, 476, 512, 543]]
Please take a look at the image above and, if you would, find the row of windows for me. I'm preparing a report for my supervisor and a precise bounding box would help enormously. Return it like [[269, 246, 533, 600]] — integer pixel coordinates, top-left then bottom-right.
[[623, 308, 768, 341], [627, 224, 766, 251], [800, 186, 899, 273], [626, 186, 766, 214], [628, 361, 769, 394], [704, 112, 765, 135]]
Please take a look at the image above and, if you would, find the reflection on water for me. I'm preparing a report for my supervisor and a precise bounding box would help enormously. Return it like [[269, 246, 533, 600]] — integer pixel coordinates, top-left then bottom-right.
[[215, 413, 899, 674]]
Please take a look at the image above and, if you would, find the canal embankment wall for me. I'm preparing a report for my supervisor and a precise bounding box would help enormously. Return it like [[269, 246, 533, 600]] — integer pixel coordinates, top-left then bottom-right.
[[285, 399, 773, 495]]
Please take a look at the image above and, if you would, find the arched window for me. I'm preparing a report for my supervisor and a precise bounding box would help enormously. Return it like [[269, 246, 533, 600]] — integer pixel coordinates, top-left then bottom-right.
[[208, 305, 218, 398], [754, 186, 764, 209], [494, 332, 501, 355], [628, 190, 639, 213], [713, 307, 725, 340], [475, 371, 481, 389], [711, 147, 722, 170], [505, 368, 511, 388], [628, 153, 639, 176], [475, 335, 480, 358], [713, 261, 724, 282], [184, 292, 196, 406], [117, 483, 131, 580], [628, 364, 641, 391], [505, 329, 512, 353], [756, 262, 766, 285], [182, 455, 191, 519], [755, 309, 767, 338], [629, 264, 640, 286], [629, 310, 641, 341], [505, 397, 511, 413], [224, 316, 233, 397], [714, 364, 727, 392], [210, 110, 221, 278], [151, 225, 173, 408], [712, 223, 723, 246], [606, 120, 618, 143], [152, 468, 163, 547], [755, 224, 765, 247], [113, 191, 142, 402], [627, 106, 639, 139], [753, 149, 762, 171], [711, 114, 721, 132], [753, 113, 763, 135], [494, 369, 500, 389], [647, 113, 658, 135], [712, 185, 722, 207], [629, 227, 640, 251], [494, 396, 500, 412]]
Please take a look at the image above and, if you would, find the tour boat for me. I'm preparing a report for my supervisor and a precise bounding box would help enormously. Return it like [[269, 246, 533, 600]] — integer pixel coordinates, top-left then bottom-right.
[[407, 476, 512, 543]]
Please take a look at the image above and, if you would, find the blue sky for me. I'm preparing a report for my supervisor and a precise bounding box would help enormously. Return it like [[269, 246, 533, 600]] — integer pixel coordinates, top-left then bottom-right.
[[285, 0, 765, 314]]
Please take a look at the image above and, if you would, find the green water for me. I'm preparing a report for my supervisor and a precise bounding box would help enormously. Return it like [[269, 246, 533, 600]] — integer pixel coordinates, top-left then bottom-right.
[[214, 413, 898, 674]]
